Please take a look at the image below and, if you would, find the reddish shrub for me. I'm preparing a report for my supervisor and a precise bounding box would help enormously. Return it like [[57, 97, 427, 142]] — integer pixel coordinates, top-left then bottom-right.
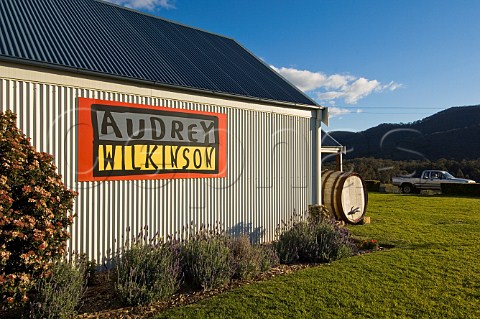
[[0, 110, 77, 309]]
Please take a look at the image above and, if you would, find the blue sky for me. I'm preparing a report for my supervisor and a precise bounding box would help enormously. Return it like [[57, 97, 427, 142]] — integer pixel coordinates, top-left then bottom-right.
[[106, 0, 480, 132]]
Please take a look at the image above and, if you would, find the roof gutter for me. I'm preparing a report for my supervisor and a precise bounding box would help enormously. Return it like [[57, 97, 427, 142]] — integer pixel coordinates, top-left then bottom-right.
[[0, 56, 322, 111], [314, 107, 329, 205]]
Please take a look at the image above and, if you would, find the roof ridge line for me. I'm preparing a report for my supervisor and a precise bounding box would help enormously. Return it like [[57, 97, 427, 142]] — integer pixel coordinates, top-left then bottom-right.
[[93, 0, 235, 41], [232, 38, 319, 107]]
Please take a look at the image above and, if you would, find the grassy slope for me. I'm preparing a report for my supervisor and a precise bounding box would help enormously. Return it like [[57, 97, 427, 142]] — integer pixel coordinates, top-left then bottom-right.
[[155, 194, 480, 319]]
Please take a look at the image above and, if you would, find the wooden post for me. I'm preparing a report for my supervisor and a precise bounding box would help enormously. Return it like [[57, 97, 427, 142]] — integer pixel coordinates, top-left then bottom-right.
[[335, 153, 341, 171]]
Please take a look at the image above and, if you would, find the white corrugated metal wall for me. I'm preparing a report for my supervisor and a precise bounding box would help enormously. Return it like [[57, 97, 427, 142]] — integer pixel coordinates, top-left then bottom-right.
[[0, 77, 313, 263]]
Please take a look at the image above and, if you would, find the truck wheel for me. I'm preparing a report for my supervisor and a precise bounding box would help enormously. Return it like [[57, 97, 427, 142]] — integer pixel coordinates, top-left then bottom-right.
[[401, 184, 414, 194]]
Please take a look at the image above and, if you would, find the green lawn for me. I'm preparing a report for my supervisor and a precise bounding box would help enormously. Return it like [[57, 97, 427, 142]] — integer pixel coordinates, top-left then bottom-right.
[[155, 194, 480, 318]]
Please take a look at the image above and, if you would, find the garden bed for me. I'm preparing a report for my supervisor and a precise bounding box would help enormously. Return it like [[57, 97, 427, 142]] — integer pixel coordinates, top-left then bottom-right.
[[75, 263, 317, 318], [75, 241, 389, 318]]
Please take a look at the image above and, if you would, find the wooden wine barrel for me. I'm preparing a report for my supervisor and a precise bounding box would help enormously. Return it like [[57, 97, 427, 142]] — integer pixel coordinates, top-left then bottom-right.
[[321, 170, 368, 224]]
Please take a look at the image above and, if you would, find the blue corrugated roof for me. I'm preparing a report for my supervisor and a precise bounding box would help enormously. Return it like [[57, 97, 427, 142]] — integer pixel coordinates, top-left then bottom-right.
[[0, 0, 318, 107], [322, 130, 343, 147]]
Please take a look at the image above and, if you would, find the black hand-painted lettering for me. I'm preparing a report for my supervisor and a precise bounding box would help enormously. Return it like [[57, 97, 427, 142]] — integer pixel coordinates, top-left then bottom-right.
[[171, 121, 184, 140], [100, 111, 122, 138], [131, 146, 141, 170], [145, 145, 159, 169], [126, 119, 145, 139], [188, 123, 198, 143], [193, 149, 202, 168], [103, 145, 116, 170], [150, 117, 166, 140], [205, 147, 214, 168], [182, 148, 190, 169], [200, 121, 215, 144], [171, 146, 180, 168]]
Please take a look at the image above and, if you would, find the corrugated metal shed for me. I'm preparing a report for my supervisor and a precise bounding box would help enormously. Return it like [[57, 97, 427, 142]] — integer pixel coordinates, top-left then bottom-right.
[[0, 0, 317, 107], [0, 0, 324, 262], [0, 75, 315, 262]]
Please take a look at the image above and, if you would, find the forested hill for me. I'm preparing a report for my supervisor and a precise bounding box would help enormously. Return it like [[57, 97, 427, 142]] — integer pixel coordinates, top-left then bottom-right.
[[329, 105, 480, 161]]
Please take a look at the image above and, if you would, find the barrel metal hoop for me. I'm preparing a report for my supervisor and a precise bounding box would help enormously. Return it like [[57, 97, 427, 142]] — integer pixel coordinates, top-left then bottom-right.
[[336, 173, 351, 223], [330, 172, 344, 219], [322, 170, 336, 198]]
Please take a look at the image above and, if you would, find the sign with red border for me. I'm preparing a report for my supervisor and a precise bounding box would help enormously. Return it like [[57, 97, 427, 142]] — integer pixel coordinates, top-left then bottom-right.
[[77, 98, 227, 181]]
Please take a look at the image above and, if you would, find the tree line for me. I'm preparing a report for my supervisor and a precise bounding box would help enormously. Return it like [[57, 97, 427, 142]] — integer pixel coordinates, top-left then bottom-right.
[[323, 157, 480, 183]]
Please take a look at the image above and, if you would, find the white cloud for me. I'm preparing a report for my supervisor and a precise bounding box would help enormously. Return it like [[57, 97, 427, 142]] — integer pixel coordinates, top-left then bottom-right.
[[329, 107, 352, 116], [105, 0, 175, 11], [335, 77, 380, 104], [328, 107, 363, 118], [271, 66, 355, 92], [382, 81, 403, 91], [271, 66, 402, 105]]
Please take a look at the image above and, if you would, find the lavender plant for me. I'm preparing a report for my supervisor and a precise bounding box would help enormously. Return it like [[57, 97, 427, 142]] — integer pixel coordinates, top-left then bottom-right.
[[181, 225, 233, 291], [28, 257, 87, 319], [114, 239, 181, 306], [257, 243, 280, 272], [230, 235, 261, 280], [275, 209, 354, 264]]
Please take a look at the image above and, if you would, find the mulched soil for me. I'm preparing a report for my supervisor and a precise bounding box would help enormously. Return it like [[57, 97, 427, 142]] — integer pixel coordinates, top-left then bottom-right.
[[75, 263, 319, 319]]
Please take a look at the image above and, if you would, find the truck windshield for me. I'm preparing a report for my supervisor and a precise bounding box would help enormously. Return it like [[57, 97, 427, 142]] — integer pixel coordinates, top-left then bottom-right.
[[443, 172, 455, 179]]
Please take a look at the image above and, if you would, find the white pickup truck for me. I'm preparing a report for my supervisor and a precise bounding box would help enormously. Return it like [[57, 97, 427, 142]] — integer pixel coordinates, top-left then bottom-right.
[[392, 170, 476, 194]]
